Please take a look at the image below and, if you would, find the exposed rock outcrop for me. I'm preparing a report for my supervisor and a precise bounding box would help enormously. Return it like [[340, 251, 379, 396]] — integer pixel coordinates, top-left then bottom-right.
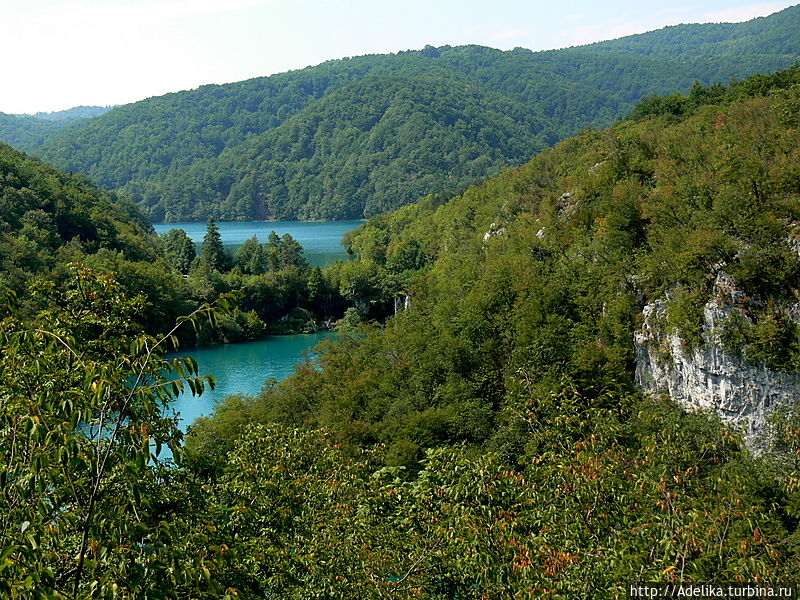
[[482, 222, 506, 243], [635, 272, 800, 448]]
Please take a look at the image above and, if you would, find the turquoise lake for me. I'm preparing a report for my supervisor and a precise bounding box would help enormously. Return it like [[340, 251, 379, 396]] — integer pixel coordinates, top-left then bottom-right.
[[150, 221, 362, 435], [153, 221, 362, 431], [152, 220, 362, 267], [168, 332, 333, 432]]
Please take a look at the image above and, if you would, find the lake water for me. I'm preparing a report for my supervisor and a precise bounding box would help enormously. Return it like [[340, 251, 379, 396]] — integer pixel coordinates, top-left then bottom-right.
[[152, 220, 362, 267], [150, 220, 356, 448], [167, 332, 333, 432]]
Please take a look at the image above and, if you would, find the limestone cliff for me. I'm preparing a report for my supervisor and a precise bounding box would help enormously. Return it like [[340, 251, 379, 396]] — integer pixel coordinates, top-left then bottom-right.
[[635, 272, 800, 447]]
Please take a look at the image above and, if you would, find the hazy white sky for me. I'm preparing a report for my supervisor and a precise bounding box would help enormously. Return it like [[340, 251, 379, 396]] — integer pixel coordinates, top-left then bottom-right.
[[0, 0, 795, 114]]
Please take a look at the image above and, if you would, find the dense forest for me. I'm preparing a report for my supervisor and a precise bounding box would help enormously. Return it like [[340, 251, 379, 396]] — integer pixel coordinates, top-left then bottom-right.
[[215, 63, 800, 458], [0, 114, 63, 151], [183, 66, 800, 593], [2, 61, 800, 596], [0, 107, 111, 151], [0, 143, 351, 349], [581, 5, 800, 59], [29, 106, 112, 123], [2, 5, 799, 221]]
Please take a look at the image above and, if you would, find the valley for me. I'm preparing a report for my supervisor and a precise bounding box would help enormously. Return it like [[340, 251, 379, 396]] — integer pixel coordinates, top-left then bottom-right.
[[1, 4, 800, 598]]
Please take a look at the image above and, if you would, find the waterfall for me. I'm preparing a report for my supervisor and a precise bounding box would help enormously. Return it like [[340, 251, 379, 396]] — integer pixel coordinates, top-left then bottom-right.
[[394, 293, 411, 314]]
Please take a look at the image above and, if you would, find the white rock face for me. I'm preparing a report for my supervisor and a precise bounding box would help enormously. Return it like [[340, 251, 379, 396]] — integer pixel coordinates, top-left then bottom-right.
[[482, 222, 506, 242], [634, 273, 800, 448]]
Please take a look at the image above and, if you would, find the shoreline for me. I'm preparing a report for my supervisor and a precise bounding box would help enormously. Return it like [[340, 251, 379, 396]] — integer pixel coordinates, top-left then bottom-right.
[[151, 218, 366, 225]]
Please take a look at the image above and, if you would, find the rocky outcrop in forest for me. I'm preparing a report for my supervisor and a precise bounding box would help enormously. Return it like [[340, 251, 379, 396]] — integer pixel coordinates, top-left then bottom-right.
[[635, 271, 800, 448]]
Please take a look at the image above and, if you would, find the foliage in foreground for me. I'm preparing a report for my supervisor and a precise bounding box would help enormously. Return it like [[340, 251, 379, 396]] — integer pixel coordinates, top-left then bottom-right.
[[182, 389, 800, 598], [5, 266, 799, 599], [0, 267, 230, 598]]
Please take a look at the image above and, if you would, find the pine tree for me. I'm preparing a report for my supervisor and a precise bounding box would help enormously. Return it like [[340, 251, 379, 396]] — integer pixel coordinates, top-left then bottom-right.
[[201, 216, 227, 271], [265, 230, 282, 271], [280, 233, 307, 270]]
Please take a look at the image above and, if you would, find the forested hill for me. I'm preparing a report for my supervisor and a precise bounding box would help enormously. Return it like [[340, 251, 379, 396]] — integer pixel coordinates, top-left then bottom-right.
[[176, 67, 800, 594], [579, 3, 800, 60], [203, 64, 800, 466], [0, 106, 110, 151], [7, 5, 800, 221], [30, 105, 112, 123], [0, 141, 155, 270], [0, 142, 198, 336], [0, 114, 61, 150]]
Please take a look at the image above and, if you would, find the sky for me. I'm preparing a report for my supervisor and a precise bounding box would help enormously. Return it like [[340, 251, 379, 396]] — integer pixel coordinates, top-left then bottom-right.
[[0, 0, 796, 114]]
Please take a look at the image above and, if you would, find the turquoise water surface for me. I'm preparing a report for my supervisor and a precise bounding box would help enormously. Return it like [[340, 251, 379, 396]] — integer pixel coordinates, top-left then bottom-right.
[[152, 220, 361, 267], [150, 220, 353, 448], [168, 332, 333, 432]]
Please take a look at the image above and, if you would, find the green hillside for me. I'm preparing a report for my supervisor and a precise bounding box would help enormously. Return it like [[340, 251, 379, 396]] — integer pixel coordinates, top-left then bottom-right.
[[192, 63, 800, 464], [0, 113, 62, 150], [31, 105, 112, 123], [177, 66, 800, 594], [149, 73, 550, 220], [3, 60, 800, 598], [10, 5, 800, 221], [583, 3, 800, 59], [0, 141, 156, 273], [0, 106, 110, 151], [0, 142, 196, 336]]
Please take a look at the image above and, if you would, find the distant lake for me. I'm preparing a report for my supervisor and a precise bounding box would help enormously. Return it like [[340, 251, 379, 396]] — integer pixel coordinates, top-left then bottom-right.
[[167, 332, 333, 433], [152, 220, 362, 267]]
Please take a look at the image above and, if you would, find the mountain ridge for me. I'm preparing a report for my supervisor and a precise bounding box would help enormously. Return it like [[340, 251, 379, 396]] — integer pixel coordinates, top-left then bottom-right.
[[4, 4, 799, 221]]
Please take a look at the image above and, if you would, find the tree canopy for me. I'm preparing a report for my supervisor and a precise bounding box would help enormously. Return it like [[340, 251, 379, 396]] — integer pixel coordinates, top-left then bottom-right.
[[4, 5, 799, 221], [2, 33, 800, 598]]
